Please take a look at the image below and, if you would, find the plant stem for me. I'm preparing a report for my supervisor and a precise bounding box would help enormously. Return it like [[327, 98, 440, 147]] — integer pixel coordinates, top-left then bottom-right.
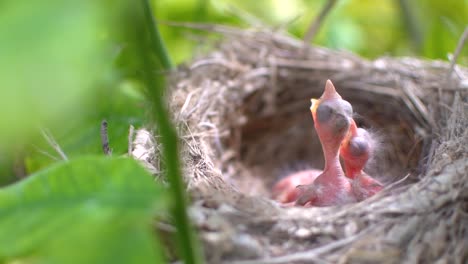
[[139, 1, 203, 264], [303, 0, 338, 44], [447, 26, 468, 79], [142, 0, 173, 70]]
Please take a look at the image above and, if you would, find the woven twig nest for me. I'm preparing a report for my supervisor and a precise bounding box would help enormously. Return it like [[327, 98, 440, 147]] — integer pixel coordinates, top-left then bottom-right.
[[135, 28, 468, 263]]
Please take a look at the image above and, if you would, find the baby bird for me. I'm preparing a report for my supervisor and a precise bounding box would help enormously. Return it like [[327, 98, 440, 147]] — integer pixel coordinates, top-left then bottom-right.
[[295, 80, 356, 206], [340, 119, 384, 201], [272, 169, 321, 203]]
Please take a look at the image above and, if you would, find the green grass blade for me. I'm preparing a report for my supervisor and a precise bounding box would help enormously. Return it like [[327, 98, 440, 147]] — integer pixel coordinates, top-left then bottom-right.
[[0, 156, 168, 264], [142, 0, 172, 70], [138, 1, 204, 263]]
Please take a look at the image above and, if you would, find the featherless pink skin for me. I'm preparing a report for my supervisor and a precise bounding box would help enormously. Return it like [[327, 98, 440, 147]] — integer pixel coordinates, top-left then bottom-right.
[[340, 119, 370, 180], [272, 169, 321, 203], [295, 80, 357, 207], [340, 119, 384, 201]]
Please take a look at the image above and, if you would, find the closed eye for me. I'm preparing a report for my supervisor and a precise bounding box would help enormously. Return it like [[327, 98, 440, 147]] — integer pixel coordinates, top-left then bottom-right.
[[316, 104, 334, 123], [349, 138, 369, 157]]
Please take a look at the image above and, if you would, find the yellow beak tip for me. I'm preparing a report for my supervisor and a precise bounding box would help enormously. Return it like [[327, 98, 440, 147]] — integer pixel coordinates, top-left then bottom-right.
[[310, 98, 318, 110]]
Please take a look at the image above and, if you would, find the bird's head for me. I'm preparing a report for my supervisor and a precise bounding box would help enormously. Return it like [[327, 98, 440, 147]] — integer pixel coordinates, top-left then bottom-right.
[[340, 119, 373, 174], [310, 80, 353, 149]]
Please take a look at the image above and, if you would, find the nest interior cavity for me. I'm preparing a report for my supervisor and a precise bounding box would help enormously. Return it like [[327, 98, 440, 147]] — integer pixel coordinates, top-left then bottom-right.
[[139, 28, 468, 263]]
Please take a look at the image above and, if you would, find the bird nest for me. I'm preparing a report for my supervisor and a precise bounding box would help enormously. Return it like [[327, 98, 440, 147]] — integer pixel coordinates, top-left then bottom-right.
[[134, 28, 468, 263]]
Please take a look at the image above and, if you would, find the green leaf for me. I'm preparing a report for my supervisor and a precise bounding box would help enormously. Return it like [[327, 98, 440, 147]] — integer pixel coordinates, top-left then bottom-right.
[[0, 156, 168, 264], [0, 1, 110, 146]]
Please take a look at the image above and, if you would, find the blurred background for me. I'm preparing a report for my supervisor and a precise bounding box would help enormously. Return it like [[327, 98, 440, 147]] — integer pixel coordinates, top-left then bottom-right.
[[0, 0, 467, 185], [0, 1, 466, 263], [156, 0, 468, 63]]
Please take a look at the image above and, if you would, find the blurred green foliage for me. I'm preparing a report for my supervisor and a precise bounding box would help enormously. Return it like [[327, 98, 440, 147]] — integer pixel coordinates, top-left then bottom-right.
[[0, 1, 149, 184], [0, 1, 106, 143], [0, 156, 168, 264], [155, 0, 467, 63], [0, 0, 466, 263], [414, 0, 467, 59], [0, 0, 202, 262]]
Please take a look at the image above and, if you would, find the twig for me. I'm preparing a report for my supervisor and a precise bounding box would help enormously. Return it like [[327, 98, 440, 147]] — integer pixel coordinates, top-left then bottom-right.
[[157, 20, 248, 35], [400, 80, 434, 129], [40, 128, 68, 161], [447, 26, 468, 80], [225, 3, 265, 27], [158, 20, 307, 49], [384, 173, 411, 190], [224, 229, 367, 264], [128, 125, 135, 156], [264, 56, 278, 114], [178, 89, 197, 119], [34, 146, 59, 161], [274, 14, 302, 32], [100, 120, 112, 156], [303, 0, 338, 44], [440, 25, 467, 118]]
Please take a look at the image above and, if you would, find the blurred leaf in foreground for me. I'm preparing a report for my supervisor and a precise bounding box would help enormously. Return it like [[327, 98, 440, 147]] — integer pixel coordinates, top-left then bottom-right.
[[0, 1, 108, 145], [22, 81, 147, 175], [0, 1, 151, 177], [415, 0, 468, 60], [0, 156, 168, 264]]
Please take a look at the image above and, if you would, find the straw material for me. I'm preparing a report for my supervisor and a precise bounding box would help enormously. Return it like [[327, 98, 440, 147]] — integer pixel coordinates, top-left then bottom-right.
[[133, 28, 468, 263]]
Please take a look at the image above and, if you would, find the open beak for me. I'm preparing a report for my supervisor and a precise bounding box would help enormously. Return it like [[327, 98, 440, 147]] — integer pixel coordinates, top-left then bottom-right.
[[349, 119, 358, 136], [310, 80, 343, 121], [341, 119, 358, 148], [310, 98, 318, 112], [310, 98, 319, 120]]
